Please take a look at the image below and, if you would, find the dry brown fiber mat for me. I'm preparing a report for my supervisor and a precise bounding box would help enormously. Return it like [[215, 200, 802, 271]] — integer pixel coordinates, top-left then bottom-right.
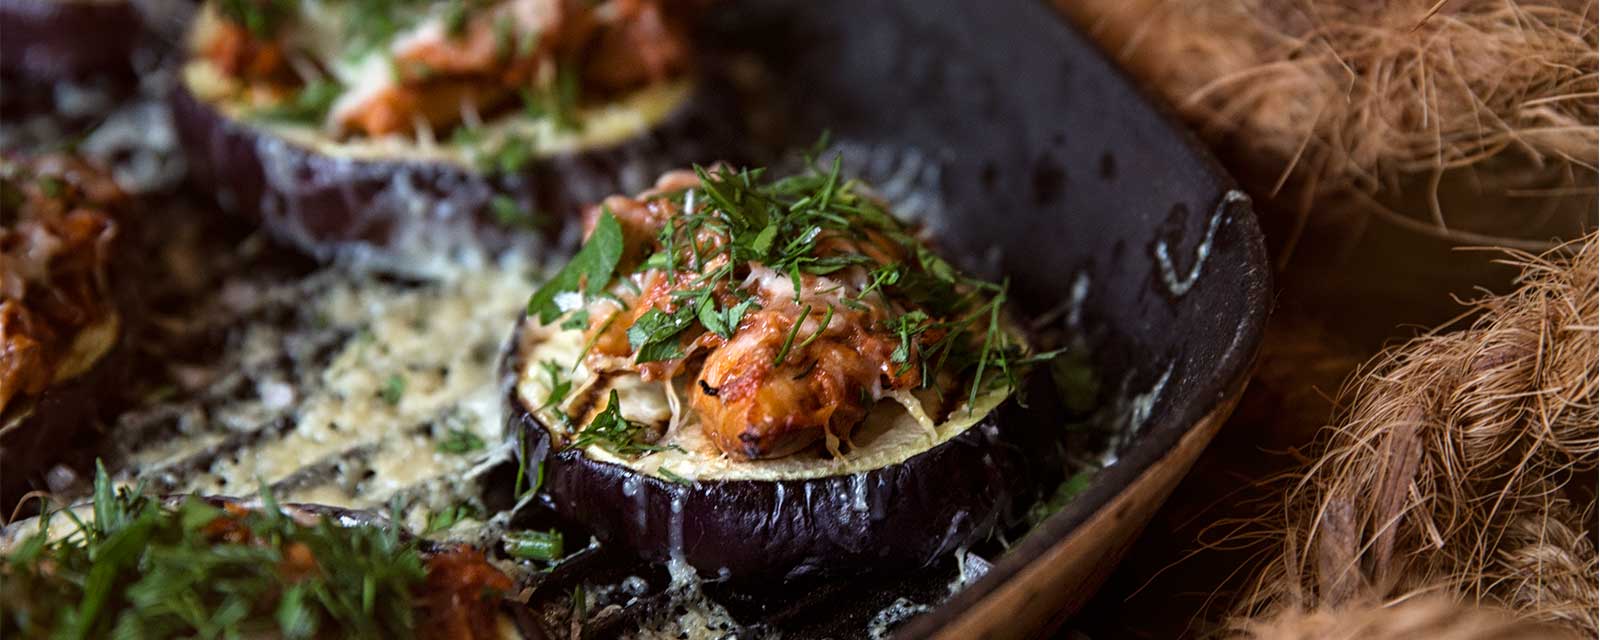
[[1220, 235, 1598, 638], [1062, 0, 1597, 224]]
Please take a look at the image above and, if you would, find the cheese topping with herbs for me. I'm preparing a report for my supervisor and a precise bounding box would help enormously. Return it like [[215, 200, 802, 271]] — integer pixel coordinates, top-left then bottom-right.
[[515, 164, 1039, 478], [183, 0, 696, 168]]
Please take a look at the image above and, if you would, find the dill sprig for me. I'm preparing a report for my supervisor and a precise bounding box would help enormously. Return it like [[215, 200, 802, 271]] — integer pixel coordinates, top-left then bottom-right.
[[1, 464, 429, 639]]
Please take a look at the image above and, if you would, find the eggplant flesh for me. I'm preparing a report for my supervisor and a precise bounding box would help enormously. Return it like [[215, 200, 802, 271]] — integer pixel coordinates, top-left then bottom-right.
[[504, 315, 1065, 582], [171, 20, 740, 275]]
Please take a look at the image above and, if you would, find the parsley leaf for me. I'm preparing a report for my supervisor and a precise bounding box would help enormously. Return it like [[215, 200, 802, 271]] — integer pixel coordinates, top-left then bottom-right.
[[627, 306, 695, 364], [527, 209, 624, 323], [250, 80, 342, 125], [380, 373, 406, 406], [567, 390, 665, 457]]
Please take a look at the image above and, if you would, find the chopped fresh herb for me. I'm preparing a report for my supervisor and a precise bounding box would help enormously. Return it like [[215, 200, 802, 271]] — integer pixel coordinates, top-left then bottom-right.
[[573, 310, 618, 371], [442, 2, 469, 37], [697, 296, 756, 340], [437, 428, 485, 454], [559, 309, 590, 331], [511, 430, 546, 500], [490, 195, 538, 229], [771, 304, 812, 366], [627, 306, 695, 364], [549, 62, 582, 132], [527, 209, 624, 323], [537, 360, 572, 414], [249, 80, 340, 124], [380, 373, 406, 406], [250, 80, 342, 125], [1, 463, 430, 637], [567, 390, 666, 457], [216, 0, 293, 38], [36, 176, 64, 198], [657, 467, 691, 485], [493, 15, 516, 59], [489, 138, 532, 173], [1026, 468, 1097, 526], [502, 530, 564, 561], [793, 304, 834, 353], [342, 0, 435, 58], [423, 504, 479, 533], [543, 156, 1042, 438]]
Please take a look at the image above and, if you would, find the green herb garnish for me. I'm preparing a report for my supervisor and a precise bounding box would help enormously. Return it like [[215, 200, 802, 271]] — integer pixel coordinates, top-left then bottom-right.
[[423, 504, 479, 533], [566, 389, 666, 457], [1, 463, 429, 638], [437, 428, 485, 454], [502, 530, 563, 561], [216, 0, 294, 37], [656, 467, 691, 485], [490, 195, 538, 229], [380, 373, 406, 406], [527, 209, 624, 323], [538, 360, 573, 414], [250, 80, 342, 125]]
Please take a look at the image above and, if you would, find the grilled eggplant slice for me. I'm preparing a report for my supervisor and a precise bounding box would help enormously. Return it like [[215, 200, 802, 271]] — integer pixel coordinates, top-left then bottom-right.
[[0, 491, 525, 639], [171, 0, 735, 274], [504, 165, 1063, 580], [0, 155, 130, 508], [0, 0, 143, 80]]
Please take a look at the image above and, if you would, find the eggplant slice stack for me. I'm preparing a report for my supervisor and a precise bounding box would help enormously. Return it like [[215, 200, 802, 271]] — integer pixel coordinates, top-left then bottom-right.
[[0, 0, 1271, 637]]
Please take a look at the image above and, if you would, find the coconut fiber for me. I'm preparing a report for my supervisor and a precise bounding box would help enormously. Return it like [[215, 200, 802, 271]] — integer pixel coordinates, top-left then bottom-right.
[[1220, 233, 1598, 638], [1060, 0, 1597, 250]]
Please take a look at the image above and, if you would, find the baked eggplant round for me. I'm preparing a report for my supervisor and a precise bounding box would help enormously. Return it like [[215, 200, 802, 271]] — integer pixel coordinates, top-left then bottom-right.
[[0, 0, 143, 80], [0, 155, 131, 508], [503, 165, 1062, 581], [171, 0, 736, 273], [0, 490, 522, 638]]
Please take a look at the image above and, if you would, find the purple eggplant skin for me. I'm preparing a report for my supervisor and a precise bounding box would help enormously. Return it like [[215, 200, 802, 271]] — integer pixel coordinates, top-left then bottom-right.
[[0, 325, 130, 512], [169, 76, 743, 272], [502, 332, 1068, 583], [0, 0, 142, 80]]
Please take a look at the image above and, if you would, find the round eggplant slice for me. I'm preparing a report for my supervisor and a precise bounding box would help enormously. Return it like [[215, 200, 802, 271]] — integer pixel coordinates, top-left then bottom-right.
[[171, 13, 739, 275], [0, 0, 143, 80], [503, 317, 1064, 582]]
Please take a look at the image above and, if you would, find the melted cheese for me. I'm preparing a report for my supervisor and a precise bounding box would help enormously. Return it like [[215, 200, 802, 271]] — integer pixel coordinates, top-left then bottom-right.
[[514, 317, 1013, 482], [123, 264, 534, 519]]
